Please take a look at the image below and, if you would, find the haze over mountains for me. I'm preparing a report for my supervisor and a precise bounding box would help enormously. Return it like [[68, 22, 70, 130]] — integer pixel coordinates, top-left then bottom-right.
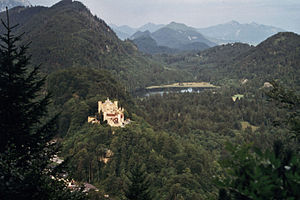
[[110, 23, 165, 40], [130, 22, 215, 54], [198, 20, 285, 45], [112, 20, 285, 46]]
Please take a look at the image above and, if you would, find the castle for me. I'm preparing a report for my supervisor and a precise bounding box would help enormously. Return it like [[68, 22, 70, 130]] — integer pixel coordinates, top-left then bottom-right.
[[88, 98, 129, 127]]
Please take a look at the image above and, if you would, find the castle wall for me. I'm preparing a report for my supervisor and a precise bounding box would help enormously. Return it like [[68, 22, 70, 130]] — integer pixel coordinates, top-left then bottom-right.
[[95, 98, 126, 127]]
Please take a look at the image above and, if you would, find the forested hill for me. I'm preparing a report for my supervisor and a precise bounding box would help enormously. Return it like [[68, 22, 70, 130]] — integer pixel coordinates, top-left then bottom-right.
[[0, 0, 188, 91], [0, 0, 122, 72], [157, 32, 300, 89], [229, 32, 300, 86]]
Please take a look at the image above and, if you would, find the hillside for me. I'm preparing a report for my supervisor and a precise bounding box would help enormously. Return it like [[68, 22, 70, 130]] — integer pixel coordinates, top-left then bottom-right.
[[198, 20, 285, 45], [227, 32, 300, 87], [155, 42, 253, 82], [156, 32, 300, 89], [109, 24, 131, 40], [47, 66, 135, 136], [152, 22, 215, 49], [0, 0, 187, 91], [111, 22, 164, 40], [131, 34, 178, 54]]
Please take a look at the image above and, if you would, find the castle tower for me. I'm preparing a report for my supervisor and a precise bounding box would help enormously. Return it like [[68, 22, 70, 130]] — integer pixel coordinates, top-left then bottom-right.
[[89, 97, 130, 127], [114, 101, 118, 107], [98, 101, 103, 113]]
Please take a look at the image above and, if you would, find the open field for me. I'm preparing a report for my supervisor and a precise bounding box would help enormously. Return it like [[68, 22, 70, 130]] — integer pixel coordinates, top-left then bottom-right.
[[146, 82, 218, 89]]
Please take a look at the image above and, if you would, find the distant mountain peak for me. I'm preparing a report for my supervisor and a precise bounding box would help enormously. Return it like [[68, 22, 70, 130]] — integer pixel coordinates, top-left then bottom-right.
[[130, 30, 151, 40], [227, 20, 240, 26], [138, 22, 164, 32], [167, 21, 188, 27], [165, 21, 195, 31], [198, 21, 285, 45]]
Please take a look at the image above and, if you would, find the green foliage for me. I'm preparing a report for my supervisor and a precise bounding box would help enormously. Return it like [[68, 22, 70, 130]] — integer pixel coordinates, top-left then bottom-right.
[[136, 91, 282, 151], [266, 81, 300, 142], [218, 84, 300, 200], [63, 119, 217, 199], [0, 9, 85, 199], [132, 35, 179, 55], [154, 32, 300, 91], [125, 163, 151, 200], [219, 142, 300, 199], [46, 67, 135, 136]]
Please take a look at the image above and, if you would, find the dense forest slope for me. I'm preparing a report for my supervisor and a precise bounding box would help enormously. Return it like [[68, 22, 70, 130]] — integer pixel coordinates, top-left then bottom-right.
[[229, 32, 300, 87], [157, 32, 300, 89], [0, 0, 188, 91], [46, 67, 219, 199], [47, 67, 135, 136], [131, 33, 179, 54]]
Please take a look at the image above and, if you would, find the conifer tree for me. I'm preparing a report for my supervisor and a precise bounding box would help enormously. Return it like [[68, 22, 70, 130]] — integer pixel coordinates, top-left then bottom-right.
[[125, 163, 151, 200], [0, 8, 85, 200]]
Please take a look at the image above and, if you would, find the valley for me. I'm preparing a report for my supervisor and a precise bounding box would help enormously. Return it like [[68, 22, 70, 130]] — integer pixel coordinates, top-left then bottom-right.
[[0, 0, 299, 200]]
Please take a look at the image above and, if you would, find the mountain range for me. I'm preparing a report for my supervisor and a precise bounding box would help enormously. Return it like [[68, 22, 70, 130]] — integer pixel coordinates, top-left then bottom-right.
[[112, 20, 285, 46], [130, 22, 215, 54], [198, 20, 285, 45], [0, 0, 31, 11], [0, 0, 187, 91], [110, 22, 164, 40], [1, 0, 297, 90], [160, 31, 300, 90]]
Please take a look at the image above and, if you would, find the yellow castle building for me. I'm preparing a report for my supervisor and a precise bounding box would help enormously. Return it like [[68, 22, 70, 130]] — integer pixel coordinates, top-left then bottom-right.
[[88, 98, 129, 127]]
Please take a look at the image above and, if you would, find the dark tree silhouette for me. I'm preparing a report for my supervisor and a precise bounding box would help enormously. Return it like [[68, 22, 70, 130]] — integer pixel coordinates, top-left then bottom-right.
[[0, 8, 85, 200], [125, 163, 151, 200]]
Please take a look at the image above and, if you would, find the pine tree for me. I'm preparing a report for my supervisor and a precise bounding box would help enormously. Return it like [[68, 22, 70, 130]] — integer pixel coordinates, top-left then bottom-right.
[[125, 163, 151, 200], [0, 8, 85, 200]]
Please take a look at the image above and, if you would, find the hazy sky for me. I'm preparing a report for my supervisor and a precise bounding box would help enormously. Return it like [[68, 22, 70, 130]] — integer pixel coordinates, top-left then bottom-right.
[[30, 0, 300, 33]]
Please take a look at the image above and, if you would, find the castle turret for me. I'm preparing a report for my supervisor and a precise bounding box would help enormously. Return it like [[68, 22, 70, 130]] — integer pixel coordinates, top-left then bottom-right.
[[90, 98, 129, 127], [114, 101, 118, 108], [98, 101, 103, 113]]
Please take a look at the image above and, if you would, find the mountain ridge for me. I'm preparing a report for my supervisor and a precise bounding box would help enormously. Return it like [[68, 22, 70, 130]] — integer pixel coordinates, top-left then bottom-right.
[[198, 20, 285, 45], [0, 0, 188, 91], [110, 22, 164, 40], [130, 22, 215, 53], [0, 0, 31, 11], [112, 20, 286, 46]]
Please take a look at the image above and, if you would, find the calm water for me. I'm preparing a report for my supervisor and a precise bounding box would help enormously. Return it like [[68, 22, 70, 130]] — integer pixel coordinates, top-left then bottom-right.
[[144, 88, 206, 97]]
